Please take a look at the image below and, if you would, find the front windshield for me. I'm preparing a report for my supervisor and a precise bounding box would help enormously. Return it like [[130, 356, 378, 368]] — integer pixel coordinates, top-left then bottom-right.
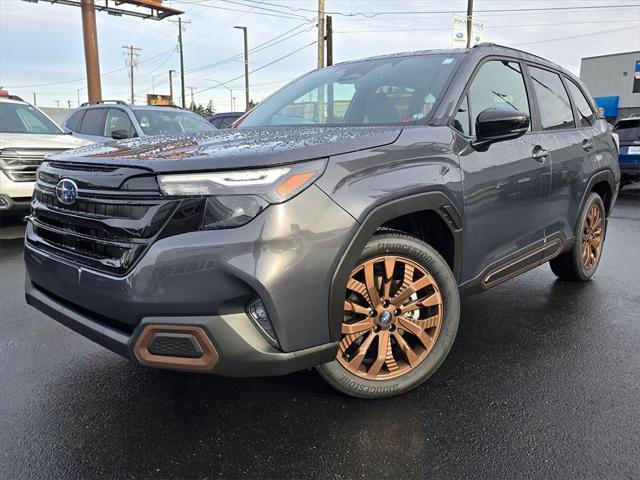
[[239, 54, 461, 127], [133, 109, 216, 136], [0, 102, 63, 134]]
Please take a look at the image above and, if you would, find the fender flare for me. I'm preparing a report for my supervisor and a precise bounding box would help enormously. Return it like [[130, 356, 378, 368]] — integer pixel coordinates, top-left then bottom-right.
[[327, 191, 463, 342], [577, 169, 617, 221]]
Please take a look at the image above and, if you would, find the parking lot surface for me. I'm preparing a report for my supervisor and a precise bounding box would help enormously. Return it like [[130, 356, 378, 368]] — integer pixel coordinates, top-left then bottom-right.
[[1, 189, 639, 479]]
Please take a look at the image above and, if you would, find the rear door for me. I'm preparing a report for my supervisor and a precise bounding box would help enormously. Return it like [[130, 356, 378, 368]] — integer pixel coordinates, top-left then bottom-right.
[[526, 65, 593, 241], [453, 58, 552, 282]]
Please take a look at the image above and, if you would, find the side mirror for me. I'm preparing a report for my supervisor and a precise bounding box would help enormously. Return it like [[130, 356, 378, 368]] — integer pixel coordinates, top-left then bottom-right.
[[472, 108, 529, 151], [111, 129, 130, 140]]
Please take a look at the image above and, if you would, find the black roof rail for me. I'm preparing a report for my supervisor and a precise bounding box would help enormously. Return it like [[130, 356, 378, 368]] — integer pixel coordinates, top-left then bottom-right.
[[80, 100, 128, 107], [472, 42, 551, 64]]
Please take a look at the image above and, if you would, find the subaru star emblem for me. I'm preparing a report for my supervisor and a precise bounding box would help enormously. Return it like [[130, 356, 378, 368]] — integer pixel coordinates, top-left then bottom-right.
[[379, 311, 392, 326], [55, 179, 78, 205]]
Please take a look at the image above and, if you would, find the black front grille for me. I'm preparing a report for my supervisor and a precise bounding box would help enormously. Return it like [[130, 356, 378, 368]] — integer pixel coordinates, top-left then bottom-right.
[[0, 149, 64, 182], [27, 161, 180, 275]]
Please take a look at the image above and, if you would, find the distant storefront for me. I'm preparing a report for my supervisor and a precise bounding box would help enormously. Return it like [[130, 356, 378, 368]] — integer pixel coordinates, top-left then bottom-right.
[[580, 51, 640, 122]]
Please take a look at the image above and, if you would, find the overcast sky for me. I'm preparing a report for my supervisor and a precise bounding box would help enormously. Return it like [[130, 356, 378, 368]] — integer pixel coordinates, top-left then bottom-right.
[[1, 0, 638, 109]]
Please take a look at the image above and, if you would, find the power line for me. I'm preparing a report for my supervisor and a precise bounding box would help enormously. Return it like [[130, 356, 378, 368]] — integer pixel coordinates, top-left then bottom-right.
[[513, 24, 639, 47], [185, 20, 314, 74], [216, 0, 640, 17], [192, 41, 316, 96], [172, 0, 312, 20], [336, 19, 640, 34]]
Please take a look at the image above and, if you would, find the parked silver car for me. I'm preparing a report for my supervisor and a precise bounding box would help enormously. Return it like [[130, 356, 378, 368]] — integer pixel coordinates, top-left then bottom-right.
[[61, 100, 216, 143]]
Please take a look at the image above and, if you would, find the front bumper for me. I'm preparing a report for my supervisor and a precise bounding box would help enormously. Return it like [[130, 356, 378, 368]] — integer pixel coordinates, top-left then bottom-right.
[[0, 174, 33, 211], [24, 185, 355, 374], [25, 277, 338, 376]]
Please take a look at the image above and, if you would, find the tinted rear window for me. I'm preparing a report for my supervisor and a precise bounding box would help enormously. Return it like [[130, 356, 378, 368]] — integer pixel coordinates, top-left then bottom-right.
[[565, 79, 595, 128], [66, 110, 85, 132], [614, 119, 640, 142], [80, 108, 107, 136]]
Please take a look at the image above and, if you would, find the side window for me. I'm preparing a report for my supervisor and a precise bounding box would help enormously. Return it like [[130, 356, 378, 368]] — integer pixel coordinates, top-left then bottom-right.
[[453, 94, 470, 135], [65, 110, 85, 132], [528, 66, 575, 131], [219, 117, 235, 128], [466, 60, 530, 136], [565, 79, 595, 128], [80, 108, 107, 136], [104, 108, 134, 138]]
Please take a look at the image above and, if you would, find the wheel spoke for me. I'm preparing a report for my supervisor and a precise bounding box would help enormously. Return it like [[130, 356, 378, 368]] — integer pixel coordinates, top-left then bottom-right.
[[363, 261, 380, 308], [347, 332, 376, 371], [347, 277, 373, 307], [382, 257, 396, 299], [398, 317, 435, 351], [344, 300, 370, 316], [392, 332, 420, 367], [367, 331, 389, 378], [341, 318, 373, 335], [399, 290, 441, 314], [392, 274, 435, 305]]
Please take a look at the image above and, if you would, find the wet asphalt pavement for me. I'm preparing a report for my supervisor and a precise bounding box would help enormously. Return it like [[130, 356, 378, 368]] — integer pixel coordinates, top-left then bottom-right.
[[1, 190, 639, 480]]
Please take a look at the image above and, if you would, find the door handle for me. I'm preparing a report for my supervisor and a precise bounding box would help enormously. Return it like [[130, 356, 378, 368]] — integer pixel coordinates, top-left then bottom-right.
[[532, 146, 549, 163], [582, 139, 594, 151]]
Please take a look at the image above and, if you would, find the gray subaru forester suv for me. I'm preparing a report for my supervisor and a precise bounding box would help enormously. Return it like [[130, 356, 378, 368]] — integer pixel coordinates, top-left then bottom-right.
[[24, 44, 619, 398]]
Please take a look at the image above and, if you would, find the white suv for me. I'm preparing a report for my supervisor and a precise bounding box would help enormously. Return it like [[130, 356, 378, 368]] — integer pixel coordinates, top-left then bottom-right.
[[0, 93, 93, 214]]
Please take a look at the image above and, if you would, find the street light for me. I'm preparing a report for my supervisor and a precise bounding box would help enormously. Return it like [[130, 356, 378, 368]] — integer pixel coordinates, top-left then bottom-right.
[[77, 86, 87, 107], [233, 25, 249, 111], [204, 79, 233, 111]]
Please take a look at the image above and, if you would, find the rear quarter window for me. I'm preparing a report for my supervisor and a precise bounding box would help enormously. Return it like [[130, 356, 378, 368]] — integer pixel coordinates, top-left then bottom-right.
[[564, 79, 595, 128], [65, 110, 85, 132]]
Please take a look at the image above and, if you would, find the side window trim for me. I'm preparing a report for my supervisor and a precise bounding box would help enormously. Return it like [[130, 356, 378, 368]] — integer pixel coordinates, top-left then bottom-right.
[[449, 56, 532, 138], [526, 63, 577, 132]]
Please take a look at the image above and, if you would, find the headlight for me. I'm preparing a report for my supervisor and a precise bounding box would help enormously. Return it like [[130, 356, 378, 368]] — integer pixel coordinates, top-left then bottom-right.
[[157, 159, 327, 229]]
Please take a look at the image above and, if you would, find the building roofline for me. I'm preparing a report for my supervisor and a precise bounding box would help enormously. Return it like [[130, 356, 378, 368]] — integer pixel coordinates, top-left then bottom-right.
[[582, 51, 640, 61]]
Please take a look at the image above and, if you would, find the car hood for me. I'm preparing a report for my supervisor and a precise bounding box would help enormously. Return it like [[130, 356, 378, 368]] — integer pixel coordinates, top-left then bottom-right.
[[45, 126, 402, 172], [0, 133, 93, 150]]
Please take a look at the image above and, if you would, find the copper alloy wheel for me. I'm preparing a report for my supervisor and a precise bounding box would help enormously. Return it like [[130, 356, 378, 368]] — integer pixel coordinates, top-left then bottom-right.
[[338, 255, 444, 381], [582, 203, 603, 270]]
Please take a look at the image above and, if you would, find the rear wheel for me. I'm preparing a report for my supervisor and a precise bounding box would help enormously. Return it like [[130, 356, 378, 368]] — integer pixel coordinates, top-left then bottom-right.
[[317, 233, 460, 398], [550, 192, 606, 281]]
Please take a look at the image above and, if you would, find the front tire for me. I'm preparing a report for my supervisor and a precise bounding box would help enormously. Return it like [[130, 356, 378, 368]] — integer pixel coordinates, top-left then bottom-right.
[[317, 233, 460, 398], [550, 192, 606, 281]]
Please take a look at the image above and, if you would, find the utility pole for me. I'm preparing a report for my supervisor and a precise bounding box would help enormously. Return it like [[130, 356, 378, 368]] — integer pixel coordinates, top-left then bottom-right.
[[317, 0, 325, 68], [169, 18, 190, 108], [178, 18, 186, 108], [123, 45, 142, 105], [234, 26, 249, 111], [55, 100, 60, 108], [77, 86, 86, 107], [326, 15, 333, 67], [169, 69, 175, 104], [466, 0, 474, 48], [33, 93, 36, 106], [188, 86, 197, 107], [80, 0, 102, 102]]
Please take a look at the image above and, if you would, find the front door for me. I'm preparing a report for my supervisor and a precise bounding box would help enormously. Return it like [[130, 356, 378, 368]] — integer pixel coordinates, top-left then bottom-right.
[[452, 58, 552, 282]]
